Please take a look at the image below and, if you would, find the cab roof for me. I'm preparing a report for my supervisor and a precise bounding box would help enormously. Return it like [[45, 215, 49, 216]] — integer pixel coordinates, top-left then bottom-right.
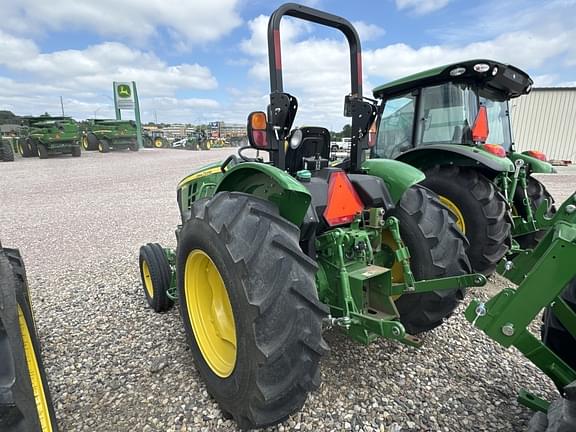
[[373, 59, 533, 100]]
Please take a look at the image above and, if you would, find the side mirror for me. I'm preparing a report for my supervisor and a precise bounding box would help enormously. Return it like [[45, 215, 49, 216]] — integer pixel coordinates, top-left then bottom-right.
[[247, 111, 270, 149]]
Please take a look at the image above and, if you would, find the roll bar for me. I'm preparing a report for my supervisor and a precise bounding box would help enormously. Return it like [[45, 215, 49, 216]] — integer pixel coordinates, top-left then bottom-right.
[[267, 3, 363, 97]]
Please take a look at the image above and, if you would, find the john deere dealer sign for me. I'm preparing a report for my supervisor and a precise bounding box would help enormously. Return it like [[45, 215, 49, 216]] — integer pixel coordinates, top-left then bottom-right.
[[115, 82, 135, 110]]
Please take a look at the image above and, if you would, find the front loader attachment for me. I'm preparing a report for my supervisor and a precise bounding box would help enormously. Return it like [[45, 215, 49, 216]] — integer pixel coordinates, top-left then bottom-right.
[[466, 192, 576, 412]]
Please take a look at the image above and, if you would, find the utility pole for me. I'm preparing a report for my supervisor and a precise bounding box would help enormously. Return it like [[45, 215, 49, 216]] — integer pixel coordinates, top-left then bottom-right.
[[60, 96, 65, 116]]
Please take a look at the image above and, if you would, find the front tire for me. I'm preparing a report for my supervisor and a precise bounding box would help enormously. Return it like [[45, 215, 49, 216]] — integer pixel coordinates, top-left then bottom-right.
[[177, 192, 328, 430], [387, 185, 471, 334], [98, 139, 110, 153], [421, 166, 510, 275], [139, 243, 174, 312], [37, 143, 48, 159]]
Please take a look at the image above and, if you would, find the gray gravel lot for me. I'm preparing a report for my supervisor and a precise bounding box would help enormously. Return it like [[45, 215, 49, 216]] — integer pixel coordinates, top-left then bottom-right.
[[0, 151, 574, 431]]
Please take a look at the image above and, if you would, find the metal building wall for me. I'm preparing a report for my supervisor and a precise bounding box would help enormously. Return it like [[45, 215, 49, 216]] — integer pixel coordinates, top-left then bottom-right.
[[510, 88, 576, 161]]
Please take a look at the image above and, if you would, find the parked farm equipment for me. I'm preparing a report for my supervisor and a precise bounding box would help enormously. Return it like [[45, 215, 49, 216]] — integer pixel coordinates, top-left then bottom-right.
[[171, 131, 211, 150], [138, 3, 575, 430], [0, 242, 58, 431], [19, 116, 81, 158], [372, 60, 556, 274], [82, 119, 138, 153]]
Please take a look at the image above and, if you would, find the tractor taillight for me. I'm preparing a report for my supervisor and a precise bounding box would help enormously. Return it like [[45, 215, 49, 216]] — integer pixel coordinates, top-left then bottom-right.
[[323, 171, 364, 226], [482, 144, 506, 158], [526, 150, 547, 161]]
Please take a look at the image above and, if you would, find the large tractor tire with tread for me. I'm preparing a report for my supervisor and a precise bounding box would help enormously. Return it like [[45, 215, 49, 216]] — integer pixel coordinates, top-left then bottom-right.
[[20, 138, 36, 158], [37, 143, 49, 159], [129, 139, 139, 152], [388, 185, 471, 334], [71, 145, 81, 157], [541, 278, 576, 373], [1, 140, 15, 162], [0, 244, 58, 432], [98, 139, 110, 153], [514, 176, 556, 250], [177, 192, 329, 430], [153, 137, 165, 149], [139, 243, 174, 312], [421, 165, 510, 275], [85, 133, 99, 151]]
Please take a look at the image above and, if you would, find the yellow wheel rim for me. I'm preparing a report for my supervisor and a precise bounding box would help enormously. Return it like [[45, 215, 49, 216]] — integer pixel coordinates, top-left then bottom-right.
[[154, 138, 163, 148], [142, 260, 154, 298], [98, 143, 103, 152], [185, 250, 236, 377], [18, 306, 53, 432], [439, 195, 466, 234], [18, 142, 23, 155], [82, 136, 88, 150]]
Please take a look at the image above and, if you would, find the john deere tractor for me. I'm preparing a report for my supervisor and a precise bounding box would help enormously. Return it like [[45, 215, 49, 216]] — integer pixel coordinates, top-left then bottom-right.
[[82, 119, 138, 153], [0, 242, 58, 431], [138, 4, 575, 430], [19, 116, 81, 159], [372, 60, 555, 274]]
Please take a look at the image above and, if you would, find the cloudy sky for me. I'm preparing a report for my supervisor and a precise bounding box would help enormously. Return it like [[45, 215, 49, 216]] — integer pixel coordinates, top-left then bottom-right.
[[0, 0, 574, 128]]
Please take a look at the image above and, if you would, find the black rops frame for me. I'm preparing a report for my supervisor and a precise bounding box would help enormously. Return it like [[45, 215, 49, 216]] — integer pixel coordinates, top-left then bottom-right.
[[266, 3, 376, 172]]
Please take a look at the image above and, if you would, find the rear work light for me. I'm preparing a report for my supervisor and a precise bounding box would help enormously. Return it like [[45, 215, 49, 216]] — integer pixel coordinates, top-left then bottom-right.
[[482, 144, 506, 158], [525, 150, 547, 161], [323, 171, 364, 226]]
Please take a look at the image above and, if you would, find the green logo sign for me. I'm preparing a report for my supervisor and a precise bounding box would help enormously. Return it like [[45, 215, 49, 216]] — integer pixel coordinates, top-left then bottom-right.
[[117, 84, 132, 98]]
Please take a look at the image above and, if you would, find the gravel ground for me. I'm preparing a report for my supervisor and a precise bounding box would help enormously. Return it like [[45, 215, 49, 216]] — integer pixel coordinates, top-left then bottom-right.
[[0, 151, 574, 432]]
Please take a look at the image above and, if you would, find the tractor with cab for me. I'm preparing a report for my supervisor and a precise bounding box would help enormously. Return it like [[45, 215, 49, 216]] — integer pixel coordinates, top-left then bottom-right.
[[372, 60, 556, 274]]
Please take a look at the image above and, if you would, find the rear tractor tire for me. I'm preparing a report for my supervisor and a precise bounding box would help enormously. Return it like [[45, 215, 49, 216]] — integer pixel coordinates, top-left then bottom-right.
[[421, 165, 510, 275], [385, 185, 471, 334], [1, 140, 14, 162], [0, 244, 59, 432], [139, 243, 174, 312], [177, 192, 328, 430], [85, 133, 99, 151], [20, 138, 36, 158]]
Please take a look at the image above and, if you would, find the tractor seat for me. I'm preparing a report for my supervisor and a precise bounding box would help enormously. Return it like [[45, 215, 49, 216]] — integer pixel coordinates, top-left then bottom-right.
[[286, 127, 331, 173]]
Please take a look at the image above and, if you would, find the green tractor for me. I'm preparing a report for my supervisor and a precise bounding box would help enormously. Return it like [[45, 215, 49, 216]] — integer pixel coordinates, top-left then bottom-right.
[[82, 119, 138, 153], [19, 116, 81, 159], [138, 4, 575, 430], [372, 60, 555, 274], [1, 135, 16, 162], [0, 242, 58, 431], [145, 130, 169, 149], [171, 130, 211, 150]]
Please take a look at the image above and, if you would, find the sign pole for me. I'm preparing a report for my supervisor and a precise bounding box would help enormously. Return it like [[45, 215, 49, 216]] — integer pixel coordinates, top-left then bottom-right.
[[113, 82, 121, 120], [132, 81, 143, 149]]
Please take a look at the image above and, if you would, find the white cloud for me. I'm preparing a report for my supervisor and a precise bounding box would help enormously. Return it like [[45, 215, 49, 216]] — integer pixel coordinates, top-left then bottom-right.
[[395, 0, 451, 15], [0, 33, 220, 121], [352, 21, 385, 41], [1, 0, 242, 46]]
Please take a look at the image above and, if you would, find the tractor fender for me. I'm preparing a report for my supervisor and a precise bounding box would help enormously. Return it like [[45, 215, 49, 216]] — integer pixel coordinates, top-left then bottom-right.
[[361, 159, 425, 204], [511, 152, 555, 174], [216, 162, 311, 226], [396, 144, 515, 173]]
